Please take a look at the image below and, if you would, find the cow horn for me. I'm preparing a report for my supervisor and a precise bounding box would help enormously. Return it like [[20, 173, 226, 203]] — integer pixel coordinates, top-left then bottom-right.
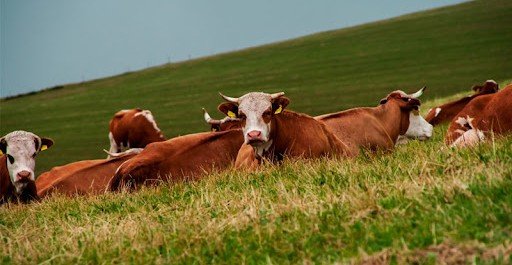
[[104, 148, 143, 158], [270, 92, 285, 99], [219, 92, 239, 103], [202, 108, 222, 125], [410, 86, 426, 98]]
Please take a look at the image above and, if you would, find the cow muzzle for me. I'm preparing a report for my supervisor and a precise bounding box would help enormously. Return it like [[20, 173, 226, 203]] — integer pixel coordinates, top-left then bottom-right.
[[16, 170, 33, 182], [246, 130, 266, 145]]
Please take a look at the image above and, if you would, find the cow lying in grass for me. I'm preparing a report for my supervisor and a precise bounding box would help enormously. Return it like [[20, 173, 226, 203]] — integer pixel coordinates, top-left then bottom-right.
[[316, 87, 433, 151], [108, 130, 244, 191], [0, 131, 53, 204], [36, 149, 141, 197], [446, 84, 512, 147], [205, 88, 432, 154], [108, 108, 166, 157], [425, 80, 499, 126], [216, 92, 354, 169]]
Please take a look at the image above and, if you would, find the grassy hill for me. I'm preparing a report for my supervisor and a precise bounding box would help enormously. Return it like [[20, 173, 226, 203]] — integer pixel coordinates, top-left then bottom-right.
[[1, 0, 512, 263], [1, 0, 511, 173]]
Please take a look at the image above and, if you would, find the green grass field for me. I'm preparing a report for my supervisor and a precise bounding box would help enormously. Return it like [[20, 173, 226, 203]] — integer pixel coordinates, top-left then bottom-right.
[[1, 0, 512, 263]]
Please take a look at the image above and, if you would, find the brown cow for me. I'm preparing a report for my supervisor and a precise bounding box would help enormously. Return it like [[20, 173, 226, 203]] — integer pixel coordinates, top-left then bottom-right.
[[316, 88, 432, 151], [109, 129, 244, 191], [108, 108, 166, 156], [425, 80, 499, 125], [0, 131, 53, 204], [446, 85, 512, 147], [36, 149, 141, 197], [216, 92, 354, 169]]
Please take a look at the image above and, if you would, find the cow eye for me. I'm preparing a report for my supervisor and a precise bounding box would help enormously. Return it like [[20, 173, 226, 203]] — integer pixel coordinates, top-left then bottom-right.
[[401, 97, 410, 102], [7, 154, 14, 164], [263, 110, 272, 116], [238, 113, 247, 119]]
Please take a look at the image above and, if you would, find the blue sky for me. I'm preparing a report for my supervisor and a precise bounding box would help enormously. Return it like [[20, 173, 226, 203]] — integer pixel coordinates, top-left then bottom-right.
[[0, 0, 466, 97]]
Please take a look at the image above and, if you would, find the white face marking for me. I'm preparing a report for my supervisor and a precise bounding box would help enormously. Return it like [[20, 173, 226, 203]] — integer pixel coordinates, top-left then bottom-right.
[[135, 110, 162, 133], [434, 107, 442, 117], [486, 79, 497, 85], [402, 111, 433, 140], [2, 131, 40, 193], [238, 92, 273, 145], [451, 115, 485, 147]]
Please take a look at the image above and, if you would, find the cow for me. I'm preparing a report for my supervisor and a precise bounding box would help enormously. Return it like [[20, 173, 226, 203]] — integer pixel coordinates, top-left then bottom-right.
[[202, 108, 241, 132], [445, 84, 512, 147], [0, 131, 53, 204], [316, 87, 433, 151], [36, 149, 141, 197], [425, 80, 499, 125], [216, 92, 354, 169], [109, 129, 244, 191], [108, 108, 166, 157]]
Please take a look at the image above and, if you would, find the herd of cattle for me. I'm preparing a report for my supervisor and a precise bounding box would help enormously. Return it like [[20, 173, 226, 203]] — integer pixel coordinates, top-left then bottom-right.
[[1, 80, 511, 204]]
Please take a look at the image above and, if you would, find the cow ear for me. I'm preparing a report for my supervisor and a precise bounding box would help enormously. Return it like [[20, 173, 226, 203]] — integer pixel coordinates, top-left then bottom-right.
[[40, 138, 54, 151], [272, 96, 290, 114], [406, 98, 421, 110], [218, 102, 239, 118], [0, 138, 6, 155]]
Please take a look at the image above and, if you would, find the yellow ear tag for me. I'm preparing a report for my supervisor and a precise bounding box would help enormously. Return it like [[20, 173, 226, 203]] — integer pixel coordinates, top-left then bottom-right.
[[0, 150, 3, 155], [274, 105, 283, 114], [41, 145, 48, 151], [227, 111, 237, 118]]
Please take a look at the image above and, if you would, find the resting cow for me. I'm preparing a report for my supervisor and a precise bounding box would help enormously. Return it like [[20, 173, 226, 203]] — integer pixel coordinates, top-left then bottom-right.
[[425, 80, 499, 125], [108, 108, 166, 157], [445, 84, 512, 147], [109, 130, 244, 191], [216, 92, 354, 169], [36, 149, 141, 197], [316, 87, 433, 151], [0, 131, 53, 204]]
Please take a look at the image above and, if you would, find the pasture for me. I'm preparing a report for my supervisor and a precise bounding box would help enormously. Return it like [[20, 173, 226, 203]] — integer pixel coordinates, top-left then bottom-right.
[[1, 0, 511, 263]]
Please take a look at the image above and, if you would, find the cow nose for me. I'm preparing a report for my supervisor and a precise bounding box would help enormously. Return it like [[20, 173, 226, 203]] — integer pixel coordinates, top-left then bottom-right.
[[247, 130, 262, 139], [17, 171, 31, 181]]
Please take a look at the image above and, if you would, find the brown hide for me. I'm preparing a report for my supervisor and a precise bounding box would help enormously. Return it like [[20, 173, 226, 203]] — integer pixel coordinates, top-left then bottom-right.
[[109, 129, 244, 191], [316, 99, 412, 152], [234, 111, 354, 168], [36, 154, 137, 197], [109, 109, 165, 150], [445, 85, 512, 145], [425, 81, 499, 125], [0, 155, 38, 204]]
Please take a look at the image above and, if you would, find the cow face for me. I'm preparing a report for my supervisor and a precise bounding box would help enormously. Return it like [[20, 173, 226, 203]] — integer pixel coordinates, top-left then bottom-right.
[[218, 92, 289, 146], [381, 88, 433, 141], [472, 80, 499, 95], [0, 131, 53, 193]]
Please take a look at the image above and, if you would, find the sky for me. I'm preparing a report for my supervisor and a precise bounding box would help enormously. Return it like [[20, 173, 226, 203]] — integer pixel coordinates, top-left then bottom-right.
[[0, 0, 467, 98]]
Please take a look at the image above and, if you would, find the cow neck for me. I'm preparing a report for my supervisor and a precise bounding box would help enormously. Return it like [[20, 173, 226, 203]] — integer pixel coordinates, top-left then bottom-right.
[[0, 155, 15, 202], [261, 111, 302, 160], [375, 102, 408, 143]]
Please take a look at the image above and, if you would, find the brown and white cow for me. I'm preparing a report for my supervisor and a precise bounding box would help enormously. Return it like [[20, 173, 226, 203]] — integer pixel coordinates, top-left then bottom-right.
[[203, 108, 241, 132], [109, 129, 244, 191], [445, 84, 512, 147], [36, 149, 141, 197], [108, 108, 166, 156], [316, 88, 433, 151], [425, 80, 499, 125], [217, 92, 354, 169], [0, 131, 53, 204]]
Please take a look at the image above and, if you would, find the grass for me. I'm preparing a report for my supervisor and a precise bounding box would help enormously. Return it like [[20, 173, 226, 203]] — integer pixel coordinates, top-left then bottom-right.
[[1, 0, 512, 263], [1, 120, 511, 264], [1, 0, 511, 174]]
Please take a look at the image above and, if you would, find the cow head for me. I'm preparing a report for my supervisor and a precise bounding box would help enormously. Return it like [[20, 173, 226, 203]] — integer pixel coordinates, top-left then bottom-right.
[[0, 131, 53, 194], [380, 87, 433, 141], [472, 80, 499, 95], [202, 108, 241, 132], [218, 92, 289, 146]]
